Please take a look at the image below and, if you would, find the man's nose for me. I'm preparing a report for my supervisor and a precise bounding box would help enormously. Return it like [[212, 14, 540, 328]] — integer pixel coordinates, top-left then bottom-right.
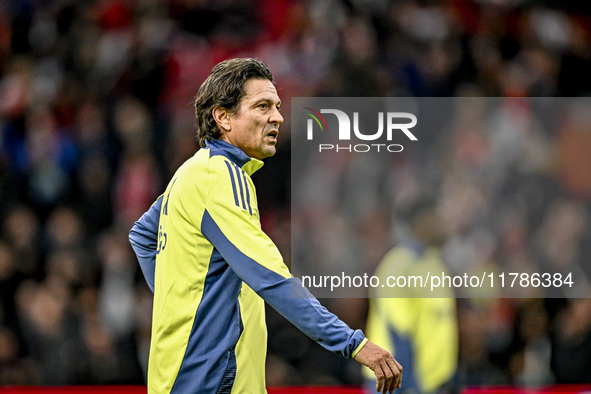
[[270, 107, 284, 124]]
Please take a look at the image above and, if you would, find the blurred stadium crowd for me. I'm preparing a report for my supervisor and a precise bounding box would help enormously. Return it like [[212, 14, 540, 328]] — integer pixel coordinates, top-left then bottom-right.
[[1, 0, 591, 389]]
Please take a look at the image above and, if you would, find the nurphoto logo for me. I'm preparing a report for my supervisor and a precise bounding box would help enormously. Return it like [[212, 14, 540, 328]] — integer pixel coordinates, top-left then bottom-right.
[[303, 107, 418, 152]]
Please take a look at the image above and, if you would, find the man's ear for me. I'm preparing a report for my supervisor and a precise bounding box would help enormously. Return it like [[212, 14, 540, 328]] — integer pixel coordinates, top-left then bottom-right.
[[212, 106, 231, 133]]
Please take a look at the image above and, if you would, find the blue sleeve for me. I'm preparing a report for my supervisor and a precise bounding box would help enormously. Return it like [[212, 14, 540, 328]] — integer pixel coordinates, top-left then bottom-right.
[[201, 209, 365, 358], [129, 196, 163, 292]]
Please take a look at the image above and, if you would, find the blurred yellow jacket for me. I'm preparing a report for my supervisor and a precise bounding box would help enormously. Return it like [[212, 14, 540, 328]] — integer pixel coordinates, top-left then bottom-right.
[[363, 244, 458, 394]]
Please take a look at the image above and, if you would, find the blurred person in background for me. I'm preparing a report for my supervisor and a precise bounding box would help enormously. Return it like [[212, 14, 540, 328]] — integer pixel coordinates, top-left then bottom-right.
[[363, 196, 458, 394]]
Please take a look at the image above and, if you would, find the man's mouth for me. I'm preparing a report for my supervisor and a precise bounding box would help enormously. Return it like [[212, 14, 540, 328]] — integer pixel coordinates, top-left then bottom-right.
[[266, 130, 279, 141]]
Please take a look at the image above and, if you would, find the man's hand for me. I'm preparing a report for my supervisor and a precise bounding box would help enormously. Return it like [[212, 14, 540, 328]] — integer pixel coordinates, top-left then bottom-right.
[[354, 340, 402, 394]]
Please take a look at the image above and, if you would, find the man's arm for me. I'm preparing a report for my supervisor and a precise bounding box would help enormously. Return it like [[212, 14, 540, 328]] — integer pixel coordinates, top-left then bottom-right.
[[201, 207, 364, 357], [129, 195, 163, 292], [202, 160, 401, 392]]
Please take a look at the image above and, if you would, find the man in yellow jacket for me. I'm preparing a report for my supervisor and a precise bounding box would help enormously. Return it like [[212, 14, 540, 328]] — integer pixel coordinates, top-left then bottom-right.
[[130, 58, 402, 394], [364, 198, 458, 394]]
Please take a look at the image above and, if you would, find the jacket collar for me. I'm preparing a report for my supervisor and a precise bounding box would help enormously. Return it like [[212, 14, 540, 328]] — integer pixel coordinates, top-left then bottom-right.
[[205, 139, 264, 175], [403, 237, 427, 257]]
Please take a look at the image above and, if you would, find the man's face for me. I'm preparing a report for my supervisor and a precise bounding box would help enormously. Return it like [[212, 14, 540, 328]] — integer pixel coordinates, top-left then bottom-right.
[[221, 78, 283, 160]]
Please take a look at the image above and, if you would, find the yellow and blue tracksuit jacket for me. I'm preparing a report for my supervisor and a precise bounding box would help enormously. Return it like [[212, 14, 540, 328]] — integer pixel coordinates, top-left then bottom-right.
[[363, 242, 458, 394], [129, 139, 366, 394]]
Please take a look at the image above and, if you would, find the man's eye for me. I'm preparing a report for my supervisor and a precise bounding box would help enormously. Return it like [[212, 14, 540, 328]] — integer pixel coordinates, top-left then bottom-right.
[[259, 103, 268, 109]]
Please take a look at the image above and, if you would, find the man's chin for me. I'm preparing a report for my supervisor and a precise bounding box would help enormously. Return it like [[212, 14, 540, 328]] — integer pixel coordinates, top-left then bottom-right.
[[260, 146, 277, 159]]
